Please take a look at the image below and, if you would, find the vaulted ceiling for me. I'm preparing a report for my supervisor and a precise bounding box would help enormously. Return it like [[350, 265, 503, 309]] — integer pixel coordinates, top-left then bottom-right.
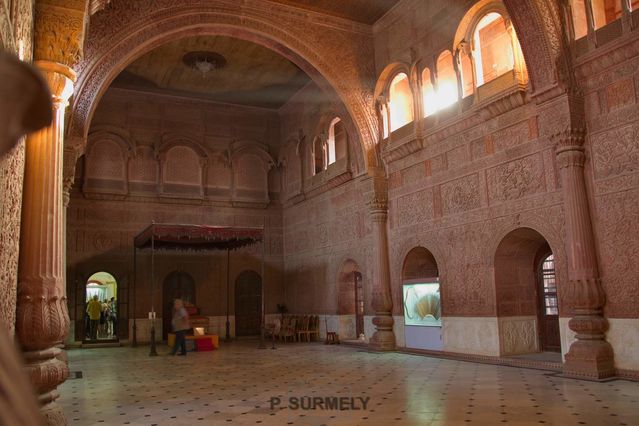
[[111, 36, 311, 109]]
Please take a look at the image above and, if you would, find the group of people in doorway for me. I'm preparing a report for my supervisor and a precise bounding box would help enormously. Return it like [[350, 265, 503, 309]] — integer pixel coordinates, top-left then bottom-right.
[[86, 296, 117, 340]]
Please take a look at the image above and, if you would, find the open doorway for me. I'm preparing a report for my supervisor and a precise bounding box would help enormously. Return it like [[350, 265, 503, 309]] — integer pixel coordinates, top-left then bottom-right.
[[85, 272, 118, 342], [537, 253, 560, 352], [337, 260, 363, 340], [494, 228, 561, 357], [235, 270, 262, 337]]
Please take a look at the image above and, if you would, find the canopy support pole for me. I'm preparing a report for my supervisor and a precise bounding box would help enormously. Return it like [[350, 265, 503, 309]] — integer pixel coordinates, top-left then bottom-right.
[[132, 246, 137, 347], [149, 224, 158, 356], [258, 233, 266, 349], [225, 248, 231, 342]]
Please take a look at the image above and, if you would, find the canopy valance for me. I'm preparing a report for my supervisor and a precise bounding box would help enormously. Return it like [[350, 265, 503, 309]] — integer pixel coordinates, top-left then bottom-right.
[[133, 223, 263, 251]]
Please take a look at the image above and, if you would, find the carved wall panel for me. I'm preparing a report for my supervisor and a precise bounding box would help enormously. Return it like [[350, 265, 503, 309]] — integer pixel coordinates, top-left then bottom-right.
[[163, 146, 202, 186], [441, 174, 480, 216], [85, 139, 127, 194], [396, 189, 434, 228], [487, 154, 545, 204], [591, 124, 639, 180], [596, 189, 639, 318], [498, 316, 539, 355], [128, 146, 158, 193]]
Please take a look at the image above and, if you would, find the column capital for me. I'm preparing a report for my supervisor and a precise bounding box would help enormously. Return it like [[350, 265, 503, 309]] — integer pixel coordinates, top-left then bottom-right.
[[34, 60, 76, 105], [367, 194, 388, 216], [552, 127, 587, 169], [34, 0, 89, 67]]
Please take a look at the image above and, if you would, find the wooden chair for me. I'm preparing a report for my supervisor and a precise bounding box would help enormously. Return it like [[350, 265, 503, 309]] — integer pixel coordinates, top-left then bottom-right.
[[279, 317, 297, 343], [296, 315, 310, 342], [308, 315, 320, 342]]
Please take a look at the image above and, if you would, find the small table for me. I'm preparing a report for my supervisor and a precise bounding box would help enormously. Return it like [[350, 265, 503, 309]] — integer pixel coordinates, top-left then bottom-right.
[[168, 333, 219, 351]]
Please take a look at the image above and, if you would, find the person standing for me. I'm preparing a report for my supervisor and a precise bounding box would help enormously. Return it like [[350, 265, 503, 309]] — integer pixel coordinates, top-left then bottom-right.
[[108, 297, 117, 338], [86, 295, 102, 340], [171, 299, 190, 356]]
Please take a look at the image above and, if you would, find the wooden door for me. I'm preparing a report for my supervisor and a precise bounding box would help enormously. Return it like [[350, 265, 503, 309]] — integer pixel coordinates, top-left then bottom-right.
[[235, 270, 262, 337], [354, 272, 364, 337], [537, 254, 560, 352], [162, 271, 195, 340]]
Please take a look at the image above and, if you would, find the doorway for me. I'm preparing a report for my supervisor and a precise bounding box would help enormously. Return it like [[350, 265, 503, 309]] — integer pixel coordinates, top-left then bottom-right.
[[494, 228, 561, 356], [537, 253, 560, 352], [162, 271, 195, 340], [84, 271, 118, 342], [234, 270, 262, 337], [337, 260, 362, 340]]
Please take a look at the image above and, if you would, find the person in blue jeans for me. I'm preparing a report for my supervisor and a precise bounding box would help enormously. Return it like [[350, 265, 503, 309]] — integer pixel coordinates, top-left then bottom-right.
[[171, 299, 190, 356]]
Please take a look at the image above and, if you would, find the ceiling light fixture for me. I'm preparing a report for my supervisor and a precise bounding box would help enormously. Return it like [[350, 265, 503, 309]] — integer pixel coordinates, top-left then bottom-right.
[[182, 51, 227, 76]]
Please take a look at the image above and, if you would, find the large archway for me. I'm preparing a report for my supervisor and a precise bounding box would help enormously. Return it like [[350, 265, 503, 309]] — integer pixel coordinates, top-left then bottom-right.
[[68, 2, 376, 171], [401, 247, 442, 351], [494, 227, 562, 356]]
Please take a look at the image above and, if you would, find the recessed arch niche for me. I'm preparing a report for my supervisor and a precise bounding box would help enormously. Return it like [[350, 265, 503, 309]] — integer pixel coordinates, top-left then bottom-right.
[[401, 247, 442, 351]]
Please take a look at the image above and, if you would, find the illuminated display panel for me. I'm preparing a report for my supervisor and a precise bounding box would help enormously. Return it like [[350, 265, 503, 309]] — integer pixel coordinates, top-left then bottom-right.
[[403, 283, 441, 327]]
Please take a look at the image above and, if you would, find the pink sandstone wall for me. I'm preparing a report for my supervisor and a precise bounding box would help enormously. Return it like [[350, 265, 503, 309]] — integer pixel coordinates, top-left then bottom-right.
[[373, 0, 570, 319], [0, 0, 33, 335], [66, 88, 285, 339], [278, 82, 376, 317]]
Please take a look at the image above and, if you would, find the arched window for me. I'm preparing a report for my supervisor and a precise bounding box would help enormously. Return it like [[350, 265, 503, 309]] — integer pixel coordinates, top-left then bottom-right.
[[327, 117, 347, 165], [421, 68, 438, 117], [388, 73, 414, 132], [472, 12, 515, 86], [569, 0, 588, 39], [435, 51, 459, 110], [570, 0, 639, 40]]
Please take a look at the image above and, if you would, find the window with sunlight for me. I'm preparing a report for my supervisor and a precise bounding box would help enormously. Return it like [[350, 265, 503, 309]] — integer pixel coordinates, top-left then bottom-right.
[[435, 51, 459, 110], [472, 12, 515, 86], [389, 73, 414, 132], [421, 68, 438, 117], [327, 117, 347, 165]]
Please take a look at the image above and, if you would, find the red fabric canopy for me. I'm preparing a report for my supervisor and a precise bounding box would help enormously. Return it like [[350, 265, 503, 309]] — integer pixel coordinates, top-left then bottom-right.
[[133, 224, 263, 251]]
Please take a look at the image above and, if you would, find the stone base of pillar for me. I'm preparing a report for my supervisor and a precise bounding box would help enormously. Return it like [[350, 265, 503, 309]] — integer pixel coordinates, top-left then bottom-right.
[[42, 404, 67, 426], [369, 315, 395, 351], [563, 340, 615, 380]]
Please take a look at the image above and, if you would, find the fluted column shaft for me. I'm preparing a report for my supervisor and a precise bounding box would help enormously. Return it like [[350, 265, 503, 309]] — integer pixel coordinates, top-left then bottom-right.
[[554, 129, 614, 380], [368, 198, 395, 351], [17, 60, 75, 425]]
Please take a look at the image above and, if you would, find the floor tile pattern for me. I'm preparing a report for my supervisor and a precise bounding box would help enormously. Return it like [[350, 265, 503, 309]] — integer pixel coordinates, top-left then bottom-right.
[[59, 341, 639, 425]]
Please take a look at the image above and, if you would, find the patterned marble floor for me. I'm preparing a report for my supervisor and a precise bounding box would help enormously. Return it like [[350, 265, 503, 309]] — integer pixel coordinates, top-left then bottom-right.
[[59, 341, 639, 426]]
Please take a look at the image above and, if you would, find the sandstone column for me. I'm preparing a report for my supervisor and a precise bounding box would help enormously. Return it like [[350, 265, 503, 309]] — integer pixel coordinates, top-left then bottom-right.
[[553, 127, 615, 379], [17, 60, 76, 424], [367, 179, 395, 351]]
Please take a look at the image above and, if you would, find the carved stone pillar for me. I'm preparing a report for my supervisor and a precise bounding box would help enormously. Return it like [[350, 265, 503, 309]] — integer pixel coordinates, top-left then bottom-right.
[[367, 182, 395, 351], [553, 128, 615, 380], [17, 60, 76, 424]]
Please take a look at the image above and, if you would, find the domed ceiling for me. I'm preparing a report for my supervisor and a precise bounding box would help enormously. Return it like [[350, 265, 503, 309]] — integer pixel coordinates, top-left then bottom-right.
[[111, 36, 311, 109]]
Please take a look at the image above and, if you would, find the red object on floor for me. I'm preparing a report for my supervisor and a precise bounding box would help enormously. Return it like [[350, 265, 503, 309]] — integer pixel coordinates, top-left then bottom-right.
[[195, 338, 215, 351]]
